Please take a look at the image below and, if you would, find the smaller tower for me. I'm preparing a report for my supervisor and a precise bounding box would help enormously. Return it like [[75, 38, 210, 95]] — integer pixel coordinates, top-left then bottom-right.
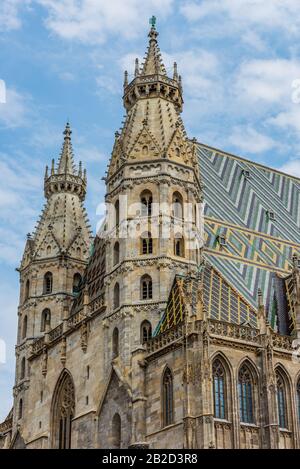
[[13, 123, 93, 436]]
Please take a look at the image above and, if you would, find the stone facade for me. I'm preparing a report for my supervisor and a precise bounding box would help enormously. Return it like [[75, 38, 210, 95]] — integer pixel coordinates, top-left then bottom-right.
[[1, 24, 300, 450]]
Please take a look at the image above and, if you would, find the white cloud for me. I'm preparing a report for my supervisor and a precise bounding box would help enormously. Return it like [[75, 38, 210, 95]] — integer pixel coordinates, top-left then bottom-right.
[[0, 154, 42, 264], [0, 0, 31, 32], [234, 59, 300, 105], [0, 282, 18, 421], [36, 0, 174, 44], [180, 0, 300, 35], [0, 88, 29, 128], [229, 125, 279, 154], [278, 159, 300, 178], [241, 30, 266, 51]]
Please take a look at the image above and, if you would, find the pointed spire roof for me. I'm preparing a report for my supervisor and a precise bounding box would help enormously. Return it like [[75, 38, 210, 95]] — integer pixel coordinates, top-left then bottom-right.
[[44, 123, 87, 201], [141, 26, 167, 76], [57, 122, 76, 174]]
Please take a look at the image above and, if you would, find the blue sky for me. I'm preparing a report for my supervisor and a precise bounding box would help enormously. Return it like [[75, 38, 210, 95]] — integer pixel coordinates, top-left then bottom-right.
[[1, 0, 300, 421]]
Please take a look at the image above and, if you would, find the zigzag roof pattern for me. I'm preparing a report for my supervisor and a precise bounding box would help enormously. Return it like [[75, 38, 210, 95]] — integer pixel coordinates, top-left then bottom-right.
[[197, 142, 300, 329], [154, 263, 257, 336]]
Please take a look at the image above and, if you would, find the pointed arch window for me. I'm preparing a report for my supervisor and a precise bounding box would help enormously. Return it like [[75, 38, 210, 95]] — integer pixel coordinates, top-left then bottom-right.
[[174, 235, 184, 257], [52, 372, 75, 449], [172, 192, 183, 219], [112, 413, 121, 448], [22, 315, 28, 339], [141, 320, 152, 343], [113, 242, 120, 265], [41, 308, 51, 332], [18, 399, 23, 420], [141, 232, 153, 255], [141, 275, 152, 300], [276, 372, 287, 429], [113, 282, 120, 310], [43, 272, 53, 294], [141, 191, 152, 217], [238, 365, 254, 424], [213, 359, 226, 420], [20, 357, 26, 380], [162, 368, 174, 427], [73, 273, 82, 294], [112, 327, 119, 359], [25, 279, 30, 302], [115, 200, 120, 227]]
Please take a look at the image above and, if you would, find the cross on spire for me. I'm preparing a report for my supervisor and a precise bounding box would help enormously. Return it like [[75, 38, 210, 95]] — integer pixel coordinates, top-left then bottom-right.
[[149, 15, 156, 28]]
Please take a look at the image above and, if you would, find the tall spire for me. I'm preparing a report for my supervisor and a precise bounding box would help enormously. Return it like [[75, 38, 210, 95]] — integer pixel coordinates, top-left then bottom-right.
[[123, 22, 183, 113], [141, 24, 167, 76], [57, 122, 76, 174]]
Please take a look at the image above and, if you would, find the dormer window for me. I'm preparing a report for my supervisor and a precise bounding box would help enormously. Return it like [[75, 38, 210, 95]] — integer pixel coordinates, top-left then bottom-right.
[[243, 169, 251, 179], [267, 210, 275, 221], [218, 235, 227, 247]]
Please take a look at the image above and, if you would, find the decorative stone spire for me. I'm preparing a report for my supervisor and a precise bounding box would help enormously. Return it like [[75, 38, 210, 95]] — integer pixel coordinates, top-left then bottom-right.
[[292, 254, 300, 338], [57, 122, 76, 175], [104, 23, 204, 183], [134, 58, 139, 77], [123, 23, 183, 113], [173, 62, 178, 81], [141, 25, 167, 76], [44, 123, 87, 201]]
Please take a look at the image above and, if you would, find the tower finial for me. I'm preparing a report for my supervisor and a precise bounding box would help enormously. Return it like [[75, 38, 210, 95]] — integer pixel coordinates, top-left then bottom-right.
[[134, 58, 139, 77], [124, 70, 128, 88], [64, 121, 72, 140], [173, 62, 178, 81], [149, 15, 156, 29]]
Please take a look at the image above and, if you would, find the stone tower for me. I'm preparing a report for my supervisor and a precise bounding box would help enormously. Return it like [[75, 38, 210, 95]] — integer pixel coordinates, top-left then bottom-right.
[[101, 23, 203, 381], [13, 123, 93, 439]]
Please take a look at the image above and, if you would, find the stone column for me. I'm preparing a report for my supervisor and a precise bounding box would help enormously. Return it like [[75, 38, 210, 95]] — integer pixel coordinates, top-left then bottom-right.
[[197, 321, 215, 448], [129, 346, 149, 449]]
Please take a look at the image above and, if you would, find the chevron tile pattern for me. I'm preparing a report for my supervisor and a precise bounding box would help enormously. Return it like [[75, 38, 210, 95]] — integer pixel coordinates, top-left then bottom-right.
[[198, 144, 300, 327]]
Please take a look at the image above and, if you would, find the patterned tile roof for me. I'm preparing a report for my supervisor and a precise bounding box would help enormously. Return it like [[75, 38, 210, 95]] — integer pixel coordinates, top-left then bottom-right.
[[154, 263, 257, 336], [198, 142, 300, 329]]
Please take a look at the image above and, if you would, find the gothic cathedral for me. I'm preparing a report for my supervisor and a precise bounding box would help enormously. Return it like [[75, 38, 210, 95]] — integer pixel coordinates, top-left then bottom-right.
[[1, 24, 300, 450]]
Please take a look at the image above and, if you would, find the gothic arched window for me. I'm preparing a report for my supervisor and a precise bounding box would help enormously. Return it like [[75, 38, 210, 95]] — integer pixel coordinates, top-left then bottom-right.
[[112, 327, 119, 359], [113, 242, 120, 265], [238, 365, 254, 424], [141, 320, 152, 343], [41, 308, 51, 332], [115, 200, 120, 227], [20, 357, 26, 380], [52, 372, 75, 449], [43, 272, 53, 294], [141, 191, 152, 217], [141, 275, 152, 300], [162, 367, 174, 427], [25, 279, 30, 301], [276, 372, 288, 429], [174, 235, 184, 257], [73, 273, 82, 294], [172, 192, 183, 219], [213, 359, 226, 420], [113, 283, 120, 310], [22, 315, 28, 339], [18, 399, 23, 420], [141, 232, 153, 255], [112, 413, 121, 448]]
